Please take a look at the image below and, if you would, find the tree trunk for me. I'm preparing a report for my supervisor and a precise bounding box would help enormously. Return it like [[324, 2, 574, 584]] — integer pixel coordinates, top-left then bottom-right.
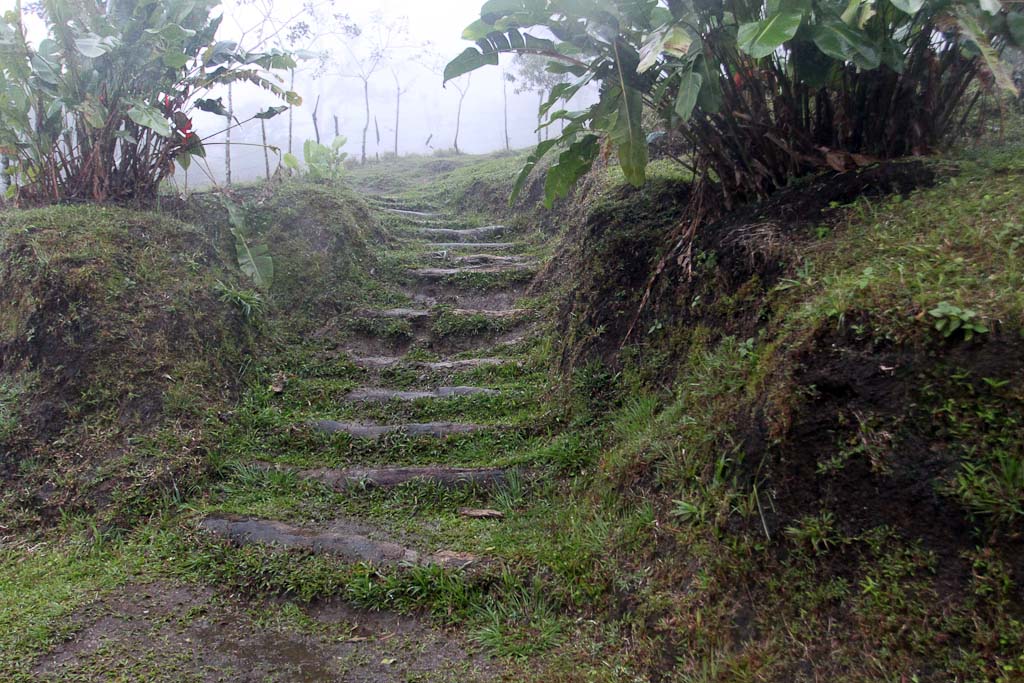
[[312, 95, 321, 144], [537, 89, 543, 144], [394, 87, 401, 157], [226, 83, 233, 186], [501, 69, 510, 152], [455, 91, 467, 154], [361, 78, 370, 164], [287, 68, 294, 155], [334, 115, 339, 138], [261, 119, 270, 181]]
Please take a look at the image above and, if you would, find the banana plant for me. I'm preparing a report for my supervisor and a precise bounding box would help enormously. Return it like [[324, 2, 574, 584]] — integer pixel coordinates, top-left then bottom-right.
[[447, 0, 1023, 207], [222, 196, 274, 290], [0, 0, 300, 204], [283, 136, 349, 181]]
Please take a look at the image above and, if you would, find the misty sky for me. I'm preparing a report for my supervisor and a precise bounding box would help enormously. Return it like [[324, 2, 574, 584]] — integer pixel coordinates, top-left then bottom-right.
[[2, 0, 595, 186], [212, 0, 561, 185]]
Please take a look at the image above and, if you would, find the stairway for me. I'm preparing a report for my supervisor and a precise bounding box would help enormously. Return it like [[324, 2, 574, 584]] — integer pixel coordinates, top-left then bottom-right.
[[199, 197, 541, 573]]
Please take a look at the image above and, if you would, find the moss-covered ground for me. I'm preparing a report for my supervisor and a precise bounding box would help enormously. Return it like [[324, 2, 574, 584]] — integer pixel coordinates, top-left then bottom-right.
[[2, 139, 1023, 682]]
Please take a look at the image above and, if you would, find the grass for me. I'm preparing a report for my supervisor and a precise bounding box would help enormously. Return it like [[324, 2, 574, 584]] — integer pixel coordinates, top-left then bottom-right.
[[0, 541, 132, 680], [5, 127, 1024, 682]]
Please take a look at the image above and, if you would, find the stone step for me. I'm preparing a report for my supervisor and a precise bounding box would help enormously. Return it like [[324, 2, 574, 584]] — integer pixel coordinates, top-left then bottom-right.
[[345, 386, 498, 402], [427, 254, 529, 267], [425, 242, 519, 250], [199, 516, 477, 568], [312, 420, 486, 439], [413, 226, 505, 242], [358, 307, 433, 321], [384, 207, 440, 218], [356, 307, 527, 323], [351, 356, 514, 371], [301, 465, 509, 490], [406, 265, 533, 281]]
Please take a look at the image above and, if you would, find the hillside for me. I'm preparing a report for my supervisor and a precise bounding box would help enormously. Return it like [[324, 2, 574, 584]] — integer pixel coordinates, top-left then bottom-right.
[[0, 139, 1021, 681]]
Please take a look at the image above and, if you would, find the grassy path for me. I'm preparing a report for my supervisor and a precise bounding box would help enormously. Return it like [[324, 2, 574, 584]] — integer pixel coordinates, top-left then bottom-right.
[[16, 174, 570, 681]]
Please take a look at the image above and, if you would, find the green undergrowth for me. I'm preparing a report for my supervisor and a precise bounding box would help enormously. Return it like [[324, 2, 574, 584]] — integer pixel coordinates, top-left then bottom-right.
[[522, 136, 1024, 680], [0, 205, 254, 532], [348, 151, 529, 220]]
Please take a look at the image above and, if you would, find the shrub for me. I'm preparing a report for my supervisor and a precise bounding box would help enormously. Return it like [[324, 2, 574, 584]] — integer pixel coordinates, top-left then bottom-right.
[[0, 0, 297, 204], [447, 0, 1023, 207]]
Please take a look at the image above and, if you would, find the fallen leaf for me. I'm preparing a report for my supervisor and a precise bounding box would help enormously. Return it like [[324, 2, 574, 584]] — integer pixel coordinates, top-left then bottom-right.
[[380, 658, 397, 666], [269, 372, 287, 394]]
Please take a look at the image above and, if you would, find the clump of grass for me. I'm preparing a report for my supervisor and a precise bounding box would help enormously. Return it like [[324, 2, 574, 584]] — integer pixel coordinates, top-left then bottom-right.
[[215, 280, 265, 324], [470, 576, 564, 658], [431, 307, 520, 338], [349, 315, 414, 341]]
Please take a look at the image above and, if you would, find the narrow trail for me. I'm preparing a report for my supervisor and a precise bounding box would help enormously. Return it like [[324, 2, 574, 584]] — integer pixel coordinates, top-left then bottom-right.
[[34, 185, 548, 682], [200, 198, 538, 566]]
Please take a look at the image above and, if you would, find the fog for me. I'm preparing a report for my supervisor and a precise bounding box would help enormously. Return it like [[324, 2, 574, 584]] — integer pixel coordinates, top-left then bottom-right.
[[1, 0, 594, 187], [186, 0, 594, 187]]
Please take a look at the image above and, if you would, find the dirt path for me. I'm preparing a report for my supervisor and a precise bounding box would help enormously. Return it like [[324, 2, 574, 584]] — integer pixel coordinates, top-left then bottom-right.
[[33, 192, 542, 681]]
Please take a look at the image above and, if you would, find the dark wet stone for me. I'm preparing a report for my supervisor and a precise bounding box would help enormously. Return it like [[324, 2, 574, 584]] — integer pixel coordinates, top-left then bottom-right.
[[345, 386, 497, 402], [303, 466, 509, 490], [199, 516, 478, 569], [311, 421, 486, 438]]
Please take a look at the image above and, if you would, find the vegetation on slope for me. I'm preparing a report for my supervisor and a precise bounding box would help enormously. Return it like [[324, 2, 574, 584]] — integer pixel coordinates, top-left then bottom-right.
[[526, 136, 1024, 680], [0, 206, 255, 531]]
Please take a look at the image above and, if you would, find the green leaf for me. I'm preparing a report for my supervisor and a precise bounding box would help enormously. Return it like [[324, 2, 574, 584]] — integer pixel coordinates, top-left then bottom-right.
[[162, 51, 190, 68], [254, 105, 287, 119], [233, 232, 274, 290], [75, 34, 118, 58], [543, 135, 599, 207], [694, 56, 723, 113], [737, 10, 804, 59], [222, 196, 273, 289], [888, 0, 925, 14], [144, 23, 196, 42], [445, 47, 499, 82], [811, 19, 881, 69], [462, 19, 494, 40], [283, 152, 300, 170], [127, 104, 171, 137], [510, 139, 558, 205], [608, 86, 648, 186], [1006, 12, 1024, 45], [637, 24, 692, 73], [958, 14, 1018, 93], [674, 71, 702, 122], [195, 98, 229, 116]]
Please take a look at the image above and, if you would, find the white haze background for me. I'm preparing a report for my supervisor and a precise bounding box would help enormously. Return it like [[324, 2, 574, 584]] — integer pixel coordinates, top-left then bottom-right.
[[1, 0, 595, 186]]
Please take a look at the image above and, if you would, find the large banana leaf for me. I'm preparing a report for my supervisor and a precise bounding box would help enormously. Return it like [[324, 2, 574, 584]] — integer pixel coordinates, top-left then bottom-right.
[[222, 197, 273, 289], [737, 10, 804, 59]]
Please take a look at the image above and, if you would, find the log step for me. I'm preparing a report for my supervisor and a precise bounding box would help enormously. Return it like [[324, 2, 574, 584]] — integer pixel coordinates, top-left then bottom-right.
[[199, 516, 477, 568], [312, 421, 486, 439], [384, 207, 440, 218], [413, 226, 505, 242], [428, 254, 528, 266], [345, 386, 497, 402], [426, 242, 519, 250], [302, 466, 509, 490], [351, 356, 513, 371], [407, 265, 532, 280]]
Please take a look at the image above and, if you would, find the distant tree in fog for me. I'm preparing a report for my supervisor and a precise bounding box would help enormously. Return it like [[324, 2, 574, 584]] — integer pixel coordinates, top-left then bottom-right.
[[510, 54, 570, 143], [333, 13, 410, 164], [450, 74, 472, 155]]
